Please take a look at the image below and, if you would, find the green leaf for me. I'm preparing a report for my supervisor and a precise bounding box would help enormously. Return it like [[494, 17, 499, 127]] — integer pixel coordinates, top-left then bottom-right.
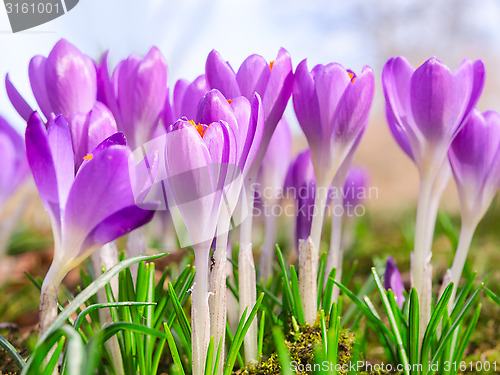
[[484, 286, 500, 307], [371, 268, 410, 375], [276, 245, 296, 318], [272, 327, 293, 375], [167, 282, 192, 344], [164, 322, 186, 375], [290, 265, 305, 324], [452, 304, 481, 364], [0, 333, 25, 370], [408, 288, 419, 366]]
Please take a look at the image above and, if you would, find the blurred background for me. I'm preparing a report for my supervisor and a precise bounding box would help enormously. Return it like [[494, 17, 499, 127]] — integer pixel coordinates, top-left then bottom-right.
[[1, 0, 500, 212]]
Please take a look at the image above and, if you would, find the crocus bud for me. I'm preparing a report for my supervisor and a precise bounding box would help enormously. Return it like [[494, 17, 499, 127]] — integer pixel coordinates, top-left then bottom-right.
[[29, 39, 97, 119], [384, 256, 405, 308]]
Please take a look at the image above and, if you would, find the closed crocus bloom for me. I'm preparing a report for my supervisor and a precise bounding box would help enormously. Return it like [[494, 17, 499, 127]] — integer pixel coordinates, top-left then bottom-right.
[[29, 39, 97, 119], [382, 57, 485, 332], [384, 256, 405, 309], [68, 102, 118, 169], [164, 117, 232, 375], [383, 56, 484, 176], [98, 47, 168, 150], [206, 48, 293, 173], [293, 60, 374, 248], [164, 75, 209, 128], [26, 112, 154, 335], [0, 116, 29, 211], [442, 109, 500, 308]]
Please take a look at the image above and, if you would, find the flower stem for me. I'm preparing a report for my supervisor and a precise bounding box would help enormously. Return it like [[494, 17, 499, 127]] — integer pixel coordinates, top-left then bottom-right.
[[299, 237, 318, 325], [445, 222, 476, 311], [259, 211, 277, 280], [325, 185, 343, 301], [309, 184, 329, 253], [411, 176, 434, 344], [192, 246, 211, 375], [238, 242, 257, 363]]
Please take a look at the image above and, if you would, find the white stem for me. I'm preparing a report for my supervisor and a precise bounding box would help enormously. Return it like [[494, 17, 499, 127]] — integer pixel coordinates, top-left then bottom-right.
[[299, 237, 318, 325], [442, 222, 476, 312], [259, 210, 277, 280], [192, 247, 211, 375], [238, 242, 257, 363], [91, 243, 123, 375], [325, 188, 343, 300], [411, 177, 433, 343], [309, 184, 329, 253], [209, 223, 229, 374]]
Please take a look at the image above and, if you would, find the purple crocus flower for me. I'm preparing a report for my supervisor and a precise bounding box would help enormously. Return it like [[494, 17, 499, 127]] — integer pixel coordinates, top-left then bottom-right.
[[384, 256, 405, 309], [0, 116, 29, 210], [293, 60, 374, 249], [98, 47, 168, 150], [164, 116, 232, 375], [26, 112, 154, 334], [382, 56, 485, 328], [7, 39, 97, 122], [383, 56, 484, 175], [440, 109, 500, 308], [205, 48, 293, 173]]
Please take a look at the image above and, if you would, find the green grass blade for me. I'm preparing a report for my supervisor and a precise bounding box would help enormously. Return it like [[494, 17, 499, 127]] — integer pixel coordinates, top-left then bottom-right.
[[371, 268, 409, 375], [452, 304, 481, 364], [205, 337, 215, 375], [408, 288, 419, 367], [484, 286, 500, 307], [258, 310, 266, 360], [0, 333, 25, 370], [290, 265, 305, 324], [167, 282, 192, 343], [276, 245, 296, 318], [73, 302, 155, 330], [163, 322, 186, 375]]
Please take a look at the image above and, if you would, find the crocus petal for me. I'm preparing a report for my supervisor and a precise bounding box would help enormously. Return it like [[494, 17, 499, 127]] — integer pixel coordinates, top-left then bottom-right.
[[181, 75, 208, 121], [25, 112, 62, 226], [46, 115, 75, 208], [384, 256, 405, 308], [236, 54, 270, 100], [5, 74, 34, 122], [82, 205, 154, 254], [196, 89, 237, 131], [0, 134, 16, 205], [343, 167, 369, 208], [28, 56, 53, 119], [87, 102, 118, 153], [261, 47, 294, 129], [206, 50, 241, 99], [97, 51, 120, 122], [293, 59, 321, 153], [45, 39, 97, 116], [62, 145, 136, 259], [239, 94, 264, 176], [410, 58, 454, 142]]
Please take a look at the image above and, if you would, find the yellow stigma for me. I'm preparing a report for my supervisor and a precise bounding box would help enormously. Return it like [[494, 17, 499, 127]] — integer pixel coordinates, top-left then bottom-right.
[[227, 99, 232, 104], [348, 71, 356, 84], [83, 153, 93, 161], [270, 61, 274, 71], [188, 119, 207, 138]]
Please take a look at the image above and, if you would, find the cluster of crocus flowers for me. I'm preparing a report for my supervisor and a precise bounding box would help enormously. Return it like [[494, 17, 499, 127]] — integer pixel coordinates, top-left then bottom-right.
[[382, 56, 485, 339]]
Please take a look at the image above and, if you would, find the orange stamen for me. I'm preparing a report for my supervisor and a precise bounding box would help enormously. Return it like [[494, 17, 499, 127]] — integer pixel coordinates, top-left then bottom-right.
[[348, 71, 356, 84], [189, 119, 208, 138], [270, 61, 274, 71], [227, 99, 232, 104], [83, 153, 93, 161]]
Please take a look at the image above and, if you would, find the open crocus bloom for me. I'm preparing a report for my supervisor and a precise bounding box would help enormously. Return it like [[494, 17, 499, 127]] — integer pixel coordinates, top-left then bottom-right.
[[98, 47, 168, 150], [382, 56, 484, 178], [293, 60, 374, 188], [26, 112, 155, 286], [0, 116, 29, 211], [449, 109, 500, 227], [205, 48, 293, 172]]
